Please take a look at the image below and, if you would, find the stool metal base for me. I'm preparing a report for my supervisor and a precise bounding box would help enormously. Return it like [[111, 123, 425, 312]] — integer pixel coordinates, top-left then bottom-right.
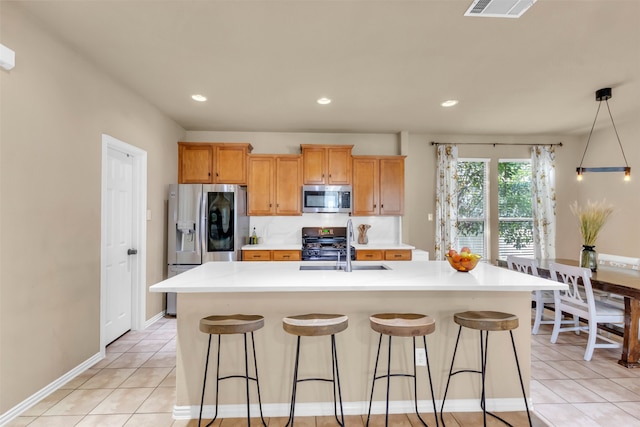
[[366, 334, 439, 427], [285, 334, 345, 427], [439, 326, 532, 427], [198, 332, 266, 427]]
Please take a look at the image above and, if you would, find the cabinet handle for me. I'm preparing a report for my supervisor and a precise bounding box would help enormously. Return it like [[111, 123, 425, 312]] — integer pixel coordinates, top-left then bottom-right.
[[373, 204, 377, 208], [381, 204, 384, 208], [283, 255, 290, 258], [394, 254, 401, 258], [366, 254, 373, 258]]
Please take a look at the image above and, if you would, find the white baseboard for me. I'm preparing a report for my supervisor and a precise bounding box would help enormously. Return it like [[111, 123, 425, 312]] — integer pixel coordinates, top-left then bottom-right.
[[0, 312, 166, 426], [173, 398, 532, 420], [145, 311, 166, 329], [0, 352, 102, 426]]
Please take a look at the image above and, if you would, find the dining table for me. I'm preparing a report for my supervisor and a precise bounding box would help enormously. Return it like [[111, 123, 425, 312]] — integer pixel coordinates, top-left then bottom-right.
[[532, 258, 640, 368]]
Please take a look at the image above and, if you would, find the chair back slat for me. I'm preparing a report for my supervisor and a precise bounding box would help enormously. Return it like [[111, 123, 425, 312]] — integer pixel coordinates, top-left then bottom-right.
[[507, 255, 539, 277], [549, 262, 595, 313], [598, 253, 640, 271]]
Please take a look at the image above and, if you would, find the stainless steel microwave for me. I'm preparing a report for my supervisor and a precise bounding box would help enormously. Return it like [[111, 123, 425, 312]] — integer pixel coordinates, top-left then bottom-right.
[[302, 185, 352, 213]]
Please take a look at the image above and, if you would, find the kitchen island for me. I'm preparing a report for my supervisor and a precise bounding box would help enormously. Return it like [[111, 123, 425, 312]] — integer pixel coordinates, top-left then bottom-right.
[[150, 260, 565, 420]]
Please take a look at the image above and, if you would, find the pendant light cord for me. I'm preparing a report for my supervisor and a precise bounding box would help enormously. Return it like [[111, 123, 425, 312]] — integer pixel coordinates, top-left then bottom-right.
[[579, 98, 630, 169], [578, 101, 601, 169], [605, 99, 630, 167]]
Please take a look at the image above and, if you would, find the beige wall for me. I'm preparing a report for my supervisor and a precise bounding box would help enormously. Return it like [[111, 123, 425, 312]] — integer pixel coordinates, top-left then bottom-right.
[[565, 119, 640, 257], [0, 3, 184, 413]]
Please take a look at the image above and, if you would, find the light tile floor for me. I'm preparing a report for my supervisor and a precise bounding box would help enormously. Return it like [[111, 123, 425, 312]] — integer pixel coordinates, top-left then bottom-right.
[[530, 321, 640, 427], [6, 314, 640, 426]]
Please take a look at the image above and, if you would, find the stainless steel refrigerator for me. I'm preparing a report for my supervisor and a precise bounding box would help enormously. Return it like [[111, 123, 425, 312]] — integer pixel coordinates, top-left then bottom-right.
[[166, 184, 248, 315]]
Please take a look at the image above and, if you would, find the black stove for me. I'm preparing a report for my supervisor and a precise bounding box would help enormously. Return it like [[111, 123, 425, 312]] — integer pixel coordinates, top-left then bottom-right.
[[301, 227, 356, 261]]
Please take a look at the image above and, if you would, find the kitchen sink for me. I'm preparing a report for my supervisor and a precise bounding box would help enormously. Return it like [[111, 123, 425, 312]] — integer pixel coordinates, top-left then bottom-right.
[[299, 265, 391, 271]]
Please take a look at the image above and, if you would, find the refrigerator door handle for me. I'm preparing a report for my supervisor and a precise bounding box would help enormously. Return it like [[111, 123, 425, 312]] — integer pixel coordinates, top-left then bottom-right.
[[198, 187, 205, 260], [127, 248, 138, 255]]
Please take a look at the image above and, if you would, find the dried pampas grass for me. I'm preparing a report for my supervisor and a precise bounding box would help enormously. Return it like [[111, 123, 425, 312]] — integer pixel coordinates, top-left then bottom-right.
[[570, 200, 614, 246]]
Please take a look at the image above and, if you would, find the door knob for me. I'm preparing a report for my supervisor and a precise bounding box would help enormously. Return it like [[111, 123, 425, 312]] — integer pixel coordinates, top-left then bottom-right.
[[127, 249, 138, 255]]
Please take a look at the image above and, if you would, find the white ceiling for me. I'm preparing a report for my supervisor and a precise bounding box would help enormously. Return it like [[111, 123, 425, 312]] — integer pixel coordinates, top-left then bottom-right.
[[13, 0, 640, 135]]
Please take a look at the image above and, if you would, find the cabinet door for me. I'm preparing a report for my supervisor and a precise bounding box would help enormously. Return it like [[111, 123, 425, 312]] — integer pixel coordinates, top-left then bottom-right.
[[243, 250, 271, 261], [302, 146, 326, 184], [179, 144, 213, 183], [214, 145, 248, 184], [327, 147, 352, 185], [356, 250, 384, 261], [248, 156, 275, 215], [275, 156, 302, 215], [352, 157, 379, 216], [385, 250, 412, 261], [272, 250, 301, 261], [379, 158, 405, 215]]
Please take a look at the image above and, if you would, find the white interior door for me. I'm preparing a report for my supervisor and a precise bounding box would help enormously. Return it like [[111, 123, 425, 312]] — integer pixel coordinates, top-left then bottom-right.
[[105, 146, 134, 344]]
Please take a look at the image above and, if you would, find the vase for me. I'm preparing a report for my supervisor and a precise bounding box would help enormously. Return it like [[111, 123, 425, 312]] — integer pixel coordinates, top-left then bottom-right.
[[358, 224, 370, 244], [580, 245, 597, 271]]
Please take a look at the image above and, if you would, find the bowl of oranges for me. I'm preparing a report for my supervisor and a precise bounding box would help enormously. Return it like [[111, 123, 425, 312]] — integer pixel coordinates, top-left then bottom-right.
[[445, 247, 482, 272]]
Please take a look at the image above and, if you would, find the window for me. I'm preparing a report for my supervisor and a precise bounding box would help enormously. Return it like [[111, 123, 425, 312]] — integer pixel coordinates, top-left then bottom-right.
[[457, 160, 489, 259], [457, 159, 533, 260], [498, 160, 534, 259]]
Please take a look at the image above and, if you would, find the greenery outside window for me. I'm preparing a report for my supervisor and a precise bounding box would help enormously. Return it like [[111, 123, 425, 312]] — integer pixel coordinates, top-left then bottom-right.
[[457, 160, 488, 259], [457, 159, 533, 261], [498, 160, 534, 259]]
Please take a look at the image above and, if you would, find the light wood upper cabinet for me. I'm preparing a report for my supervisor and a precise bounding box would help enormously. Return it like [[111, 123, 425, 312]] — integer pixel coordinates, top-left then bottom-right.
[[352, 156, 405, 216], [247, 155, 275, 216], [379, 157, 405, 215], [248, 154, 302, 216], [214, 144, 250, 184], [178, 142, 252, 184], [352, 157, 379, 216], [178, 144, 213, 183], [275, 156, 303, 215], [301, 145, 352, 185]]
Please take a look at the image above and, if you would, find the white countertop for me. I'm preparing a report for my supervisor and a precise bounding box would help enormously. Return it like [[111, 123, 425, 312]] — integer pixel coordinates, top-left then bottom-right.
[[151, 260, 566, 293], [241, 243, 416, 250]]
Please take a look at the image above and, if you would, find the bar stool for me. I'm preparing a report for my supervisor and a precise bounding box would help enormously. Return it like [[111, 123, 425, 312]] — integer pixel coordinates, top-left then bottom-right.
[[366, 313, 439, 427], [439, 311, 531, 427], [282, 313, 348, 427], [198, 314, 266, 427]]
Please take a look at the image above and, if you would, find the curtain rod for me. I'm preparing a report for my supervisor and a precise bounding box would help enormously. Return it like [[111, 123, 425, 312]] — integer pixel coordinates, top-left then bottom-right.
[[431, 141, 563, 147]]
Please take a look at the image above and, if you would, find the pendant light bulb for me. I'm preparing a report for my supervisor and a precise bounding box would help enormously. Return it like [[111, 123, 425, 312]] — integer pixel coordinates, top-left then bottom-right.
[[624, 167, 631, 181], [576, 168, 583, 181]]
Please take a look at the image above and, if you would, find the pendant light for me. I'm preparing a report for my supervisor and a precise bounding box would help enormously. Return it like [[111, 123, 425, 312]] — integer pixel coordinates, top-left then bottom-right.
[[576, 88, 631, 181]]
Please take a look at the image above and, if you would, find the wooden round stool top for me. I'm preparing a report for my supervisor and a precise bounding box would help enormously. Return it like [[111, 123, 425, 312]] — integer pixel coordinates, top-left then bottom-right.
[[370, 313, 436, 337], [199, 314, 265, 335], [283, 313, 348, 337], [454, 311, 519, 332]]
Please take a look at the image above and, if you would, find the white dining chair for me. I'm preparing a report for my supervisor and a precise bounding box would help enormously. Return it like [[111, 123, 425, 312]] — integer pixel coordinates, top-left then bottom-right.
[[507, 256, 551, 334], [549, 262, 624, 361], [598, 253, 640, 271]]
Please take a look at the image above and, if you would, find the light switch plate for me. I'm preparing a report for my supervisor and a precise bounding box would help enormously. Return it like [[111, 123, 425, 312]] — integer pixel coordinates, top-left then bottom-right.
[[415, 348, 427, 366]]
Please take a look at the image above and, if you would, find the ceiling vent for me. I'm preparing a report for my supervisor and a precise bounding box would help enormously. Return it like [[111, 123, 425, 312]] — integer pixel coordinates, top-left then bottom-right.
[[464, 0, 537, 18]]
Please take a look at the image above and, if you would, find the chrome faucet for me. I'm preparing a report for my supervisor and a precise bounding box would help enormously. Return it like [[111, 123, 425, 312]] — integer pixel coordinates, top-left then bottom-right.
[[344, 218, 353, 272]]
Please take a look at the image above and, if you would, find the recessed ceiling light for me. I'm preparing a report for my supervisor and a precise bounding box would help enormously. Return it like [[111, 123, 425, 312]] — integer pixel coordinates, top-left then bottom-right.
[[317, 97, 332, 105], [441, 99, 459, 107], [192, 94, 207, 102]]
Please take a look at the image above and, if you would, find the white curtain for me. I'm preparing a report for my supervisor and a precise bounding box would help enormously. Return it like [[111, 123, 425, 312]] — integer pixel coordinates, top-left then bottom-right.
[[435, 144, 458, 260], [531, 145, 556, 259]]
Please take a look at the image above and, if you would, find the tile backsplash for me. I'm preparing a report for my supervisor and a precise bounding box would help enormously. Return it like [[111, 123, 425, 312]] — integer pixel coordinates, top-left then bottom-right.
[[249, 214, 401, 246]]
